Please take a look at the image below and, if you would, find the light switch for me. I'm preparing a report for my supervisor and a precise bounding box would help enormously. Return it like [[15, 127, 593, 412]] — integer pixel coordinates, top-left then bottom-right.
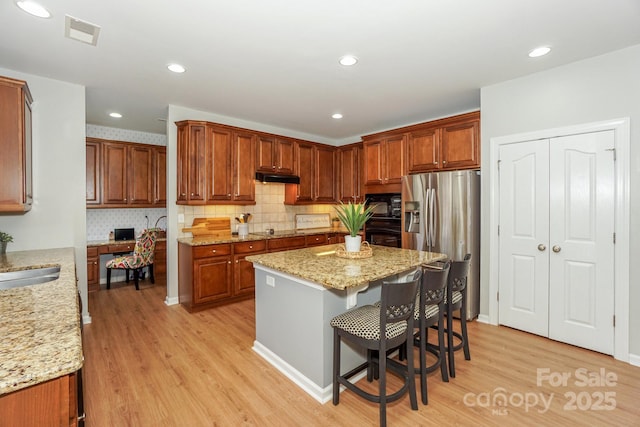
[[266, 276, 275, 287], [178, 213, 185, 223]]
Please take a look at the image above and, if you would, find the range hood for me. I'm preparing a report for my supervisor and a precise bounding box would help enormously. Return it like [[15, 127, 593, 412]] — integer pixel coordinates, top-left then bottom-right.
[[255, 172, 300, 184]]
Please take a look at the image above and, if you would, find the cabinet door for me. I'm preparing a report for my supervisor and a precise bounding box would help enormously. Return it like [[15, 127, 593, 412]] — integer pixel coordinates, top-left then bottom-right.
[[315, 145, 336, 202], [233, 131, 256, 202], [407, 128, 440, 173], [338, 145, 362, 203], [188, 124, 207, 202], [440, 120, 479, 169], [153, 146, 166, 206], [363, 140, 383, 185], [176, 125, 189, 203], [295, 142, 314, 202], [256, 135, 276, 172], [276, 138, 295, 174], [86, 141, 101, 205], [102, 142, 128, 204], [193, 256, 233, 303], [128, 145, 153, 205], [154, 240, 167, 276], [383, 135, 406, 184], [234, 252, 265, 296], [207, 126, 233, 201], [305, 234, 328, 247]]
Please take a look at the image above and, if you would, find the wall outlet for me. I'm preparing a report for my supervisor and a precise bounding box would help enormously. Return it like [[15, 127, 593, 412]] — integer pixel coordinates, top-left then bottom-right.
[[178, 213, 185, 223], [266, 276, 275, 287]]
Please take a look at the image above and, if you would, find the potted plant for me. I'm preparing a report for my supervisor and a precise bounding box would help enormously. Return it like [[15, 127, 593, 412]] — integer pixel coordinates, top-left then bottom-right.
[[334, 201, 376, 252], [331, 217, 341, 229], [0, 231, 13, 255]]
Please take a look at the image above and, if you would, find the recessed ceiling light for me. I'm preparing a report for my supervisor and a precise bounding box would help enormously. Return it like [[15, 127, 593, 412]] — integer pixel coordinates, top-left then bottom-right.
[[167, 63, 186, 73], [339, 55, 358, 66], [332, 113, 343, 119], [16, 1, 51, 18], [109, 112, 122, 118], [529, 47, 551, 58]]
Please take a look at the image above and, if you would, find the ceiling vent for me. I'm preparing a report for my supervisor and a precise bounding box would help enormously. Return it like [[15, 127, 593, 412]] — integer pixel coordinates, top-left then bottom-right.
[[65, 15, 100, 46]]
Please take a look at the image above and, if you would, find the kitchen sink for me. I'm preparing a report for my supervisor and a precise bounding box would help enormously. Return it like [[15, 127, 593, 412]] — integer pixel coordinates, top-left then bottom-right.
[[0, 266, 61, 290]]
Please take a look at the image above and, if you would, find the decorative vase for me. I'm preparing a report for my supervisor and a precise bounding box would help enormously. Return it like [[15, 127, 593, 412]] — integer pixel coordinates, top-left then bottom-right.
[[0, 242, 6, 255], [344, 235, 361, 253]]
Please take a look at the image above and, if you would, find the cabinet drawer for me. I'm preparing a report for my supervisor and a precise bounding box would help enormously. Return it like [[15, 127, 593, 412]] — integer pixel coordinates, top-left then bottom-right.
[[234, 240, 267, 254], [267, 236, 306, 252], [305, 234, 328, 246], [87, 246, 99, 257], [193, 244, 232, 259], [108, 243, 135, 253]]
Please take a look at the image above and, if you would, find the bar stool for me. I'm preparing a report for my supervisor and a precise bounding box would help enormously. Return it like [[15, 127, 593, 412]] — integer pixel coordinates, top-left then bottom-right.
[[413, 261, 450, 404], [444, 254, 472, 377], [331, 269, 421, 427]]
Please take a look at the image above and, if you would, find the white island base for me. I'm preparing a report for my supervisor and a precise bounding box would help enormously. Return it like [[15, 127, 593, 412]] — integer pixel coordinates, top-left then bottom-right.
[[252, 265, 389, 404]]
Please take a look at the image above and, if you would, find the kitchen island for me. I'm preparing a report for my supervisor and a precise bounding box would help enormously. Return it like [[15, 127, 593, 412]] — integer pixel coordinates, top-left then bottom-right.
[[246, 244, 445, 403]]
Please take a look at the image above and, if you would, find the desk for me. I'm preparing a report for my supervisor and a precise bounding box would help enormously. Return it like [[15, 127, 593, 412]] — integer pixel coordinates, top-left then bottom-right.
[[86, 239, 166, 292]]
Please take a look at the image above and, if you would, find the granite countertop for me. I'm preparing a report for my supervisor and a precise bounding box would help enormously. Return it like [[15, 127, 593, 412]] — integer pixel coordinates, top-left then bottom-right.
[[246, 244, 446, 290], [178, 227, 349, 246], [87, 237, 167, 247], [0, 247, 82, 395]]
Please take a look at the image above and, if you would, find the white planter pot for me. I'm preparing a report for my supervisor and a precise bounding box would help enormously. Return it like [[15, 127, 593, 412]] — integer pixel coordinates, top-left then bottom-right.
[[344, 235, 361, 253], [237, 223, 249, 237]]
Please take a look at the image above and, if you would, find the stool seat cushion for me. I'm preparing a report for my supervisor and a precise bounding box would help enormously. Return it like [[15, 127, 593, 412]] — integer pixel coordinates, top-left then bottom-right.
[[444, 290, 462, 305], [330, 305, 408, 341], [416, 303, 439, 321]]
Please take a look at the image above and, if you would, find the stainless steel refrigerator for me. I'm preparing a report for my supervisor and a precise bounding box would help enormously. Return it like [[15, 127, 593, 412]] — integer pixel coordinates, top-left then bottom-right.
[[401, 170, 480, 320]]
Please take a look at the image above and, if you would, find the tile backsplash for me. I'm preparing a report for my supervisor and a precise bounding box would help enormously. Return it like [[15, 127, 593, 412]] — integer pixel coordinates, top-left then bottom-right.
[[87, 208, 167, 241], [178, 183, 339, 236]]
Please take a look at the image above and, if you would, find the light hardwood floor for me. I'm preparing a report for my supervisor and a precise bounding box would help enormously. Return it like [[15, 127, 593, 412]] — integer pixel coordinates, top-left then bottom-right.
[[84, 280, 640, 426]]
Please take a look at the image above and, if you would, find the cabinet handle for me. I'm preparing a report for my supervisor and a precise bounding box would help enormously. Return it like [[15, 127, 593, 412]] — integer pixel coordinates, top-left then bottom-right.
[[212, 249, 216, 253], [191, 193, 194, 196], [228, 261, 231, 264], [443, 160, 447, 164], [249, 245, 253, 249], [235, 260, 239, 264], [181, 193, 186, 196], [433, 162, 438, 165], [227, 193, 231, 197], [272, 165, 276, 169]]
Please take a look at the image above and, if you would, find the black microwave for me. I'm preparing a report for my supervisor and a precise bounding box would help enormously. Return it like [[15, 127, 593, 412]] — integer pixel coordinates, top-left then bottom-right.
[[365, 193, 402, 219]]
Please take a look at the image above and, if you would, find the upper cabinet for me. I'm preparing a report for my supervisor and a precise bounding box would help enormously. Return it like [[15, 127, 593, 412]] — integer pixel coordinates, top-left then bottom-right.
[[0, 76, 33, 213], [362, 134, 406, 193], [337, 143, 363, 203], [256, 135, 295, 175], [176, 121, 256, 206], [363, 111, 480, 193], [86, 138, 166, 208], [406, 111, 480, 173], [284, 141, 336, 205]]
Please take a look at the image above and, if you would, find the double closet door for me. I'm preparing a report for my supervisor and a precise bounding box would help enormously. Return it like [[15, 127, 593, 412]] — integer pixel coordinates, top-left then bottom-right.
[[498, 130, 615, 355]]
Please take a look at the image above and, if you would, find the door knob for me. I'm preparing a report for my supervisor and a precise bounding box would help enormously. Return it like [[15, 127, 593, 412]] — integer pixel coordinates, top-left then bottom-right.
[[552, 245, 561, 253], [538, 244, 546, 251]]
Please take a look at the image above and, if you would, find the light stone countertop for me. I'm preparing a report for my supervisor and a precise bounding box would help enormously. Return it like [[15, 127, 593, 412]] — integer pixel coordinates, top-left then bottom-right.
[[0, 247, 82, 395], [177, 227, 349, 246], [246, 244, 446, 290]]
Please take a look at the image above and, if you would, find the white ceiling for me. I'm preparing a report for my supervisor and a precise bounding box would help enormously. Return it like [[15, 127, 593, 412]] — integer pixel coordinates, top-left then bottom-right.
[[1, 0, 640, 145]]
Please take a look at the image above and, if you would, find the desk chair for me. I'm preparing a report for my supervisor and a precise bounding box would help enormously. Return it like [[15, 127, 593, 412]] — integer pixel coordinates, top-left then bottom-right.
[[106, 230, 157, 290]]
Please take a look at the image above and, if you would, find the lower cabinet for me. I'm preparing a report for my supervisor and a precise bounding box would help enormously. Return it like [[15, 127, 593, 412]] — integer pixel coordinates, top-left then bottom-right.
[[154, 240, 167, 277], [0, 372, 79, 426], [178, 234, 335, 311], [87, 247, 99, 293]]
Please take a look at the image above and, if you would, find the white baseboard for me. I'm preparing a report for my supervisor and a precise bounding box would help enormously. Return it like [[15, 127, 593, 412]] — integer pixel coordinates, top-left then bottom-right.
[[476, 314, 491, 324], [629, 353, 640, 367], [164, 296, 179, 306]]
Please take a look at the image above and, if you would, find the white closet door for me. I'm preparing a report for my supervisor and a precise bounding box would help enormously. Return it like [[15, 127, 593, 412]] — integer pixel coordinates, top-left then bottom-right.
[[498, 140, 549, 336], [548, 131, 615, 354]]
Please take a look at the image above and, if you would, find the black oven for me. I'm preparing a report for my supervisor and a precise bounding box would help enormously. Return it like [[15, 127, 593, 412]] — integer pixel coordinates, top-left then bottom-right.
[[365, 193, 402, 247]]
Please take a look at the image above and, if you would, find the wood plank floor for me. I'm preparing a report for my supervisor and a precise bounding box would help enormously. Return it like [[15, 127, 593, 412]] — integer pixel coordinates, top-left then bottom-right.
[[83, 280, 640, 426]]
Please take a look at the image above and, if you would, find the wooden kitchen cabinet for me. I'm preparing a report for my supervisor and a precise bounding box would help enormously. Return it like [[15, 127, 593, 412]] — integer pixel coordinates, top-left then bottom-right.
[[87, 247, 99, 293], [154, 240, 167, 277], [86, 140, 101, 206], [0, 76, 33, 213], [206, 125, 233, 201], [232, 130, 256, 202], [256, 135, 295, 175], [337, 143, 363, 203], [0, 372, 79, 426], [179, 243, 233, 311], [362, 134, 406, 193], [406, 111, 480, 173], [177, 121, 207, 204], [153, 146, 166, 206], [87, 138, 164, 208], [305, 234, 328, 246], [284, 142, 336, 204], [233, 240, 267, 296], [266, 236, 306, 252]]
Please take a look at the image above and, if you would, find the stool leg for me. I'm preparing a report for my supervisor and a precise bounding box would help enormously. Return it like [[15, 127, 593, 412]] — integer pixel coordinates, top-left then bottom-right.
[[438, 312, 449, 383], [419, 320, 428, 405], [447, 304, 456, 378], [332, 329, 341, 405], [379, 343, 387, 427], [134, 269, 140, 291], [125, 269, 129, 283], [106, 268, 111, 290], [460, 298, 471, 361], [149, 264, 155, 284]]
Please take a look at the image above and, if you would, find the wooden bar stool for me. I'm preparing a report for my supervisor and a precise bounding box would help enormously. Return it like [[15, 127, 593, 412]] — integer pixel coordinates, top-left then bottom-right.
[[444, 254, 472, 377]]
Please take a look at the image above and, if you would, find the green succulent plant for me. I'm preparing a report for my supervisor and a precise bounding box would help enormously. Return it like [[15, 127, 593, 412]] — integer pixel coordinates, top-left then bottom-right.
[[334, 201, 376, 237], [0, 231, 13, 243]]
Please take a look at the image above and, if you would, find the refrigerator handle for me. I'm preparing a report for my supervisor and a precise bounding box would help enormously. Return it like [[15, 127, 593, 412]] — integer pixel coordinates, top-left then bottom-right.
[[424, 188, 431, 246], [429, 188, 436, 246]]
